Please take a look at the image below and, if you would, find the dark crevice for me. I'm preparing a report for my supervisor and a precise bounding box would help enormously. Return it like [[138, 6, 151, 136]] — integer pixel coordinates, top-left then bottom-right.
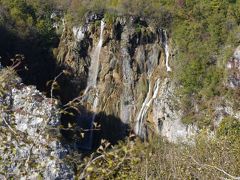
[[60, 107, 130, 152], [0, 26, 59, 92]]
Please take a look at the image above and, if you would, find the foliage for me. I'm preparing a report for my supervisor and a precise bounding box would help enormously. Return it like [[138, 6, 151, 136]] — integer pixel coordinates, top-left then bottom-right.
[[0, 66, 18, 96], [70, 139, 140, 179], [0, 0, 55, 38], [217, 116, 240, 143], [65, 133, 240, 179], [0, 0, 59, 90], [104, 12, 117, 25], [171, 0, 240, 126]]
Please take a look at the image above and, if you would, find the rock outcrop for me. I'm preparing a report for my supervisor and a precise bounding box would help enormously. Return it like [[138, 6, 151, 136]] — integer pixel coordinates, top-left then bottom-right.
[[0, 70, 74, 179], [227, 45, 240, 88]]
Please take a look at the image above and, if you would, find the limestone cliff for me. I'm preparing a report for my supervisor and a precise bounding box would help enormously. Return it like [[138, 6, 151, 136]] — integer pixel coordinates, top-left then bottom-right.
[[55, 14, 240, 146], [56, 15, 198, 145]]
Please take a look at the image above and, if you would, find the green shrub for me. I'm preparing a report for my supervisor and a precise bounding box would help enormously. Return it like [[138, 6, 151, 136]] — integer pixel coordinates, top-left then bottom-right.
[[66, 134, 240, 179], [217, 116, 240, 143], [104, 12, 117, 25]]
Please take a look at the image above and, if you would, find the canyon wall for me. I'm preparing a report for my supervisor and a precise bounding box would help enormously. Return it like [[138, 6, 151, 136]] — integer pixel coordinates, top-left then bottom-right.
[[56, 15, 198, 146]]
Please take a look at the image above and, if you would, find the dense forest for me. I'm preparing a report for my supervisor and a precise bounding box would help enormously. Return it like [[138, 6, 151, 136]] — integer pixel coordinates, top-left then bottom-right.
[[0, 0, 240, 179]]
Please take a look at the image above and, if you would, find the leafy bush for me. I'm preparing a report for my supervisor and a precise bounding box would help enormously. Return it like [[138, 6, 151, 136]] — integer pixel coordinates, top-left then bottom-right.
[[171, 0, 240, 126], [217, 116, 240, 143], [0, 0, 55, 38], [104, 12, 117, 25]]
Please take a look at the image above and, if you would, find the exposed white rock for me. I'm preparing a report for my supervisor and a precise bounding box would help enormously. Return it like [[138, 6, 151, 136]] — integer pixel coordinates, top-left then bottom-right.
[[233, 45, 240, 60], [0, 73, 74, 179], [73, 26, 85, 41], [153, 79, 198, 143], [214, 100, 240, 128], [51, 12, 57, 19], [227, 45, 240, 88]]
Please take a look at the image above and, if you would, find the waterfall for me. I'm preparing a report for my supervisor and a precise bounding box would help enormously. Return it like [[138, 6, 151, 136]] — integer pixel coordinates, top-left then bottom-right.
[[92, 91, 99, 116], [87, 20, 105, 89], [78, 20, 105, 150], [87, 89, 99, 149], [135, 78, 161, 138], [163, 30, 172, 72]]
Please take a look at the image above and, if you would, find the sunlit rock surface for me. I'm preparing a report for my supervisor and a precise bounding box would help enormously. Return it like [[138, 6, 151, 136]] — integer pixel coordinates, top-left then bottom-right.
[[227, 45, 240, 88], [0, 74, 73, 179]]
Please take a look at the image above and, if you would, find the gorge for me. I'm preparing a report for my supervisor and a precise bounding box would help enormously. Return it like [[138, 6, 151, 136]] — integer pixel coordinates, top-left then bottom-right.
[[0, 1, 240, 179]]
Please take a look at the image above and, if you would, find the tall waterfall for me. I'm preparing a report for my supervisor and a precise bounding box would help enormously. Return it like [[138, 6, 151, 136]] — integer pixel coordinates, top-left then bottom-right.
[[163, 30, 172, 72], [78, 20, 105, 150], [135, 78, 161, 138], [87, 20, 105, 89]]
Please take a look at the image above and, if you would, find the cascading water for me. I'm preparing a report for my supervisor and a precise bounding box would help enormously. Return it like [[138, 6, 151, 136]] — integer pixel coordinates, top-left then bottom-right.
[[163, 30, 172, 72], [87, 20, 105, 89], [134, 29, 171, 138], [78, 20, 105, 150], [135, 78, 161, 138]]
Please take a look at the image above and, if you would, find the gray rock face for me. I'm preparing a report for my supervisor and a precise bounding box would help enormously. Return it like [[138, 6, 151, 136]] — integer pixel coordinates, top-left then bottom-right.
[[56, 14, 240, 145], [0, 74, 74, 179], [233, 46, 240, 60], [227, 45, 240, 88], [214, 100, 240, 127], [153, 79, 198, 143]]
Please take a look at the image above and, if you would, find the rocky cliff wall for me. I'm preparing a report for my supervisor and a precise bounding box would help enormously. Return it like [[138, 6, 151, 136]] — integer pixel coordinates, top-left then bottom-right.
[[56, 15, 198, 145], [55, 14, 240, 147]]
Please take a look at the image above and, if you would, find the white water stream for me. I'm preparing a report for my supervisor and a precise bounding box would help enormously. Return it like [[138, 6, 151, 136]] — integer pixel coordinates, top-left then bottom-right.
[[134, 29, 171, 138], [88, 20, 105, 127], [87, 20, 105, 89], [163, 30, 172, 72], [135, 78, 161, 138], [79, 20, 105, 150]]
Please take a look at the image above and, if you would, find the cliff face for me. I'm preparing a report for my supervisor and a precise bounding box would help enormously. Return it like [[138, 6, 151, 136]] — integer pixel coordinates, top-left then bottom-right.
[[56, 15, 198, 145], [55, 14, 240, 147]]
